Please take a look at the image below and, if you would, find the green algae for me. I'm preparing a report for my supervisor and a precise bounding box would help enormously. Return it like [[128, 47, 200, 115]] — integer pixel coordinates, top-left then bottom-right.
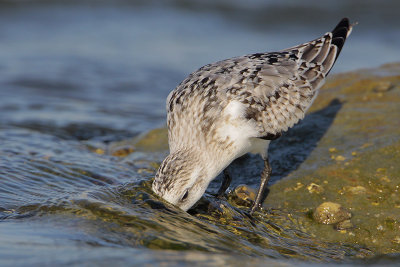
[[132, 128, 169, 152], [263, 63, 400, 254]]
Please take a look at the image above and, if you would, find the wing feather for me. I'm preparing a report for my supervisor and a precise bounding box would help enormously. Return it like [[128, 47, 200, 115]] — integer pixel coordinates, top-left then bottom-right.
[[166, 18, 353, 147]]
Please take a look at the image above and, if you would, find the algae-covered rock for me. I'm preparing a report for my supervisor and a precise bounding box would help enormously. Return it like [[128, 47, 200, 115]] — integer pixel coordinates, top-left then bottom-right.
[[263, 63, 400, 254], [98, 127, 168, 157], [133, 128, 168, 152], [335, 219, 353, 231], [345, 185, 367, 195], [307, 183, 324, 194], [86, 128, 168, 157], [313, 202, 351, 225], [110, 146, 135, 157], [234, 184, 256, 203]]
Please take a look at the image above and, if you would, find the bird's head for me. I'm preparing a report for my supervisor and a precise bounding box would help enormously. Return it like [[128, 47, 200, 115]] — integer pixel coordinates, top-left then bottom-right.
[[152, 150, 209, 211]]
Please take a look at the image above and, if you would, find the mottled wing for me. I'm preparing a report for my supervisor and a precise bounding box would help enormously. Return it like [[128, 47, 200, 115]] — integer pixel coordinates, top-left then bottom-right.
[[166, 18, 352, 148], [226, 18, 353, 137]]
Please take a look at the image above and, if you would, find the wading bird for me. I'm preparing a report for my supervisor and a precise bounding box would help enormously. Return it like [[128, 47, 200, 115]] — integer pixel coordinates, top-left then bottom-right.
[[152, 18, 353, 214]]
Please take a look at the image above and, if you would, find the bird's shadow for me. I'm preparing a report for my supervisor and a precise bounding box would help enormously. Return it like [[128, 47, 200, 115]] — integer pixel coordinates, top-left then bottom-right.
[[208, 98, 343, 192]]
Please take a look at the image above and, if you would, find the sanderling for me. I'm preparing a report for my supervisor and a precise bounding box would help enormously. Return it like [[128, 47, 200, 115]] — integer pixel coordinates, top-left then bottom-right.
[[152, 18, 353, 213]]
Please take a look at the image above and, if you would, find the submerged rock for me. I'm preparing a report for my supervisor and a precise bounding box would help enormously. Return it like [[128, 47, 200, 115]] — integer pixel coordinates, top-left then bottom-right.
[[234, 184, 257, 202]]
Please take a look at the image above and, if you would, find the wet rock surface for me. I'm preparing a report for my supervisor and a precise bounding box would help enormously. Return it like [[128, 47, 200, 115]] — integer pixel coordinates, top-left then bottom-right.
[[262, 63, 400, 254], [234, 184, 257, 203], [313, 202, 351, 225]]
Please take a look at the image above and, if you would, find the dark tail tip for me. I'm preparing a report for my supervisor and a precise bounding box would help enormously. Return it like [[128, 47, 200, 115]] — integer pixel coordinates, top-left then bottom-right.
[[333, 18, 350, 33], [331, 18, 352, 59]]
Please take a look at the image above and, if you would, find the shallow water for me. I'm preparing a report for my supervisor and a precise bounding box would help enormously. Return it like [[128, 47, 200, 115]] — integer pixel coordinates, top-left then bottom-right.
[[0, 127, 372, 264], [1, 1, 400, 266]]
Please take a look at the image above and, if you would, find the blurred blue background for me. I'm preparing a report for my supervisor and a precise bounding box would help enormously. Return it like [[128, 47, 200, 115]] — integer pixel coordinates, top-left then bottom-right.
[[0, 0, 399, 136]]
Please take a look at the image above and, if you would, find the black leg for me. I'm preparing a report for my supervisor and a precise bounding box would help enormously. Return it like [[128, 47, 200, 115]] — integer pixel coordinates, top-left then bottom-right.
[[250, 157, 271, 215], [217, 169, 232, 198]]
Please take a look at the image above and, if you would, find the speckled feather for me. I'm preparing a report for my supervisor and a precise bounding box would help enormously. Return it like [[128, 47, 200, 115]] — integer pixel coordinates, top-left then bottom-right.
[[153, 18, 353, 210]]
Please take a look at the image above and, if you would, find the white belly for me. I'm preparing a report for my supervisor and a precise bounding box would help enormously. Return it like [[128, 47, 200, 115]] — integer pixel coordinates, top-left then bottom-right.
[[206, 100, 270, 179]]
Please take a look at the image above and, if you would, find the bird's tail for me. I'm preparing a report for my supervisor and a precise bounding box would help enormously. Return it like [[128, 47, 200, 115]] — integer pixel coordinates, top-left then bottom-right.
[[261, 18, 354, 134], [285, 18, 354, 81]]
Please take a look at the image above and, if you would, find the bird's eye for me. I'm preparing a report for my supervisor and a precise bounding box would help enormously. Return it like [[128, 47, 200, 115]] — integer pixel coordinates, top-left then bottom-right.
[[181, 190, 189, 202]]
